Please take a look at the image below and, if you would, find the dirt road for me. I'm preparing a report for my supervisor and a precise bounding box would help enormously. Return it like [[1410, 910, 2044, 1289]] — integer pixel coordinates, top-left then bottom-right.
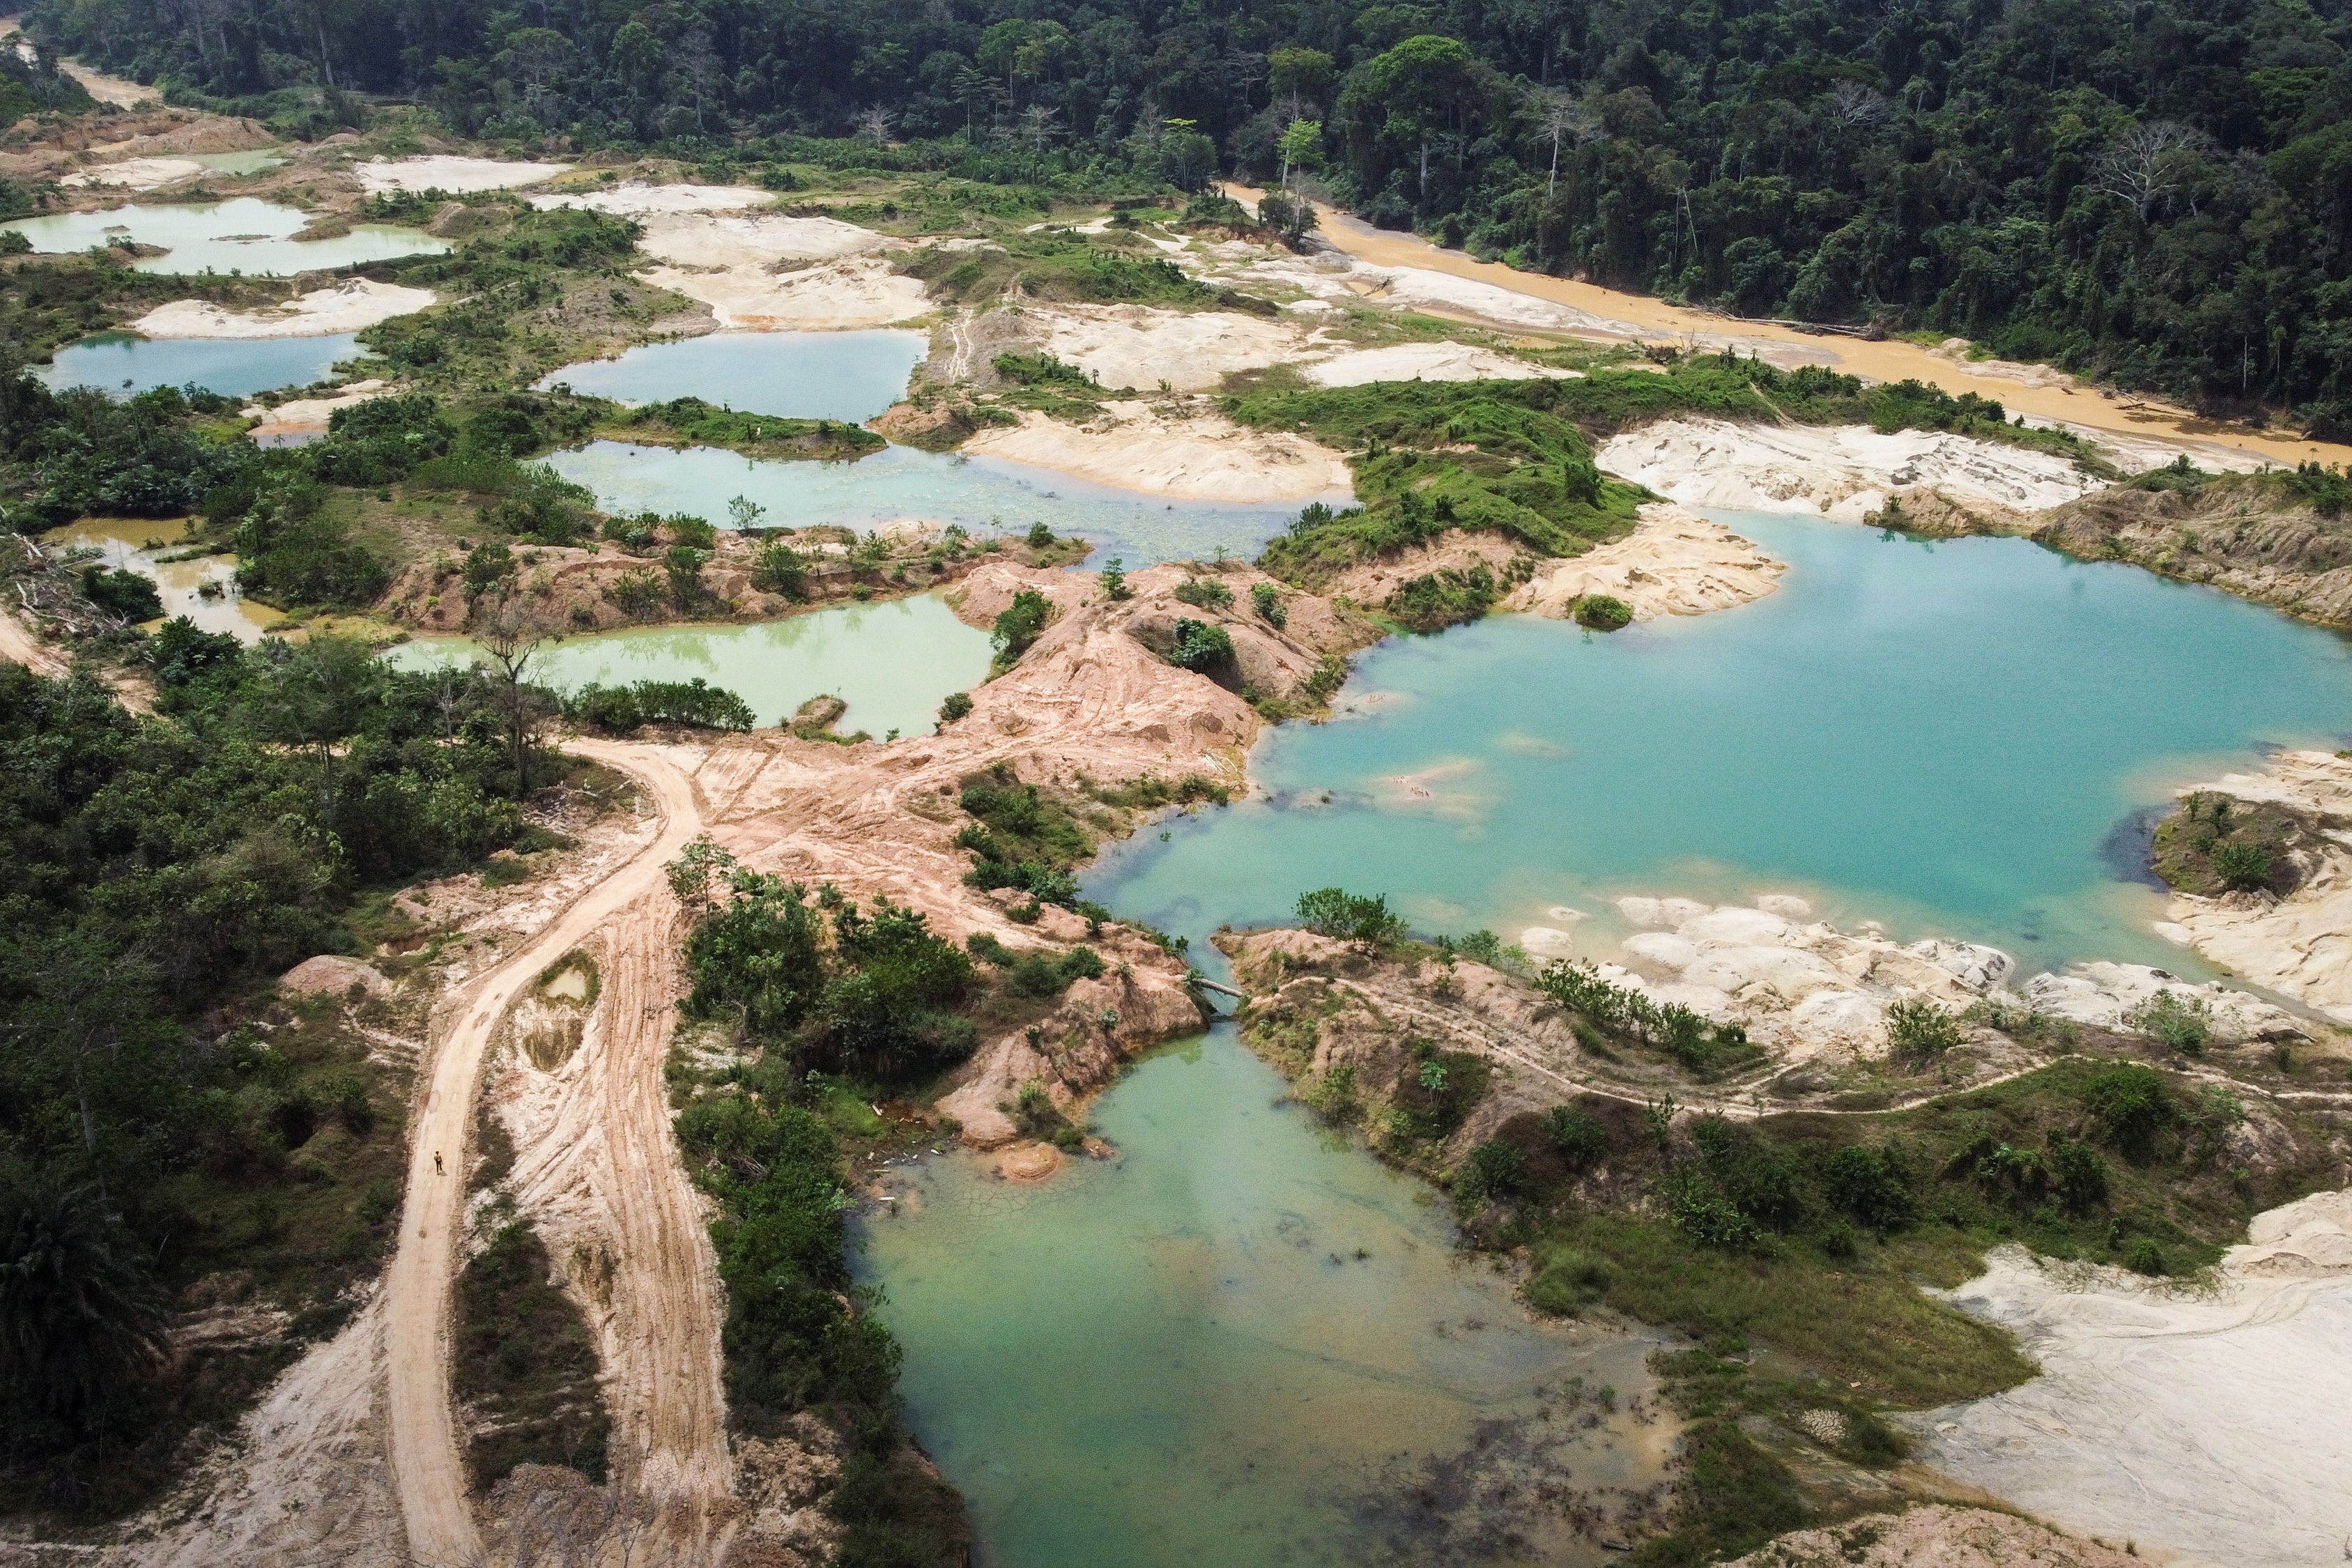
[[1228, 184, 2352, 471], [384, 739, 705, 1567]]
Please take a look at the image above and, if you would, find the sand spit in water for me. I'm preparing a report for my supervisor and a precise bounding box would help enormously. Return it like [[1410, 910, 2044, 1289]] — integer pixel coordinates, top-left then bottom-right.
[[354, 155, 570, 194], [132, 277, 433, 339], [1915, 1191, 2352, 1566], [1506, 502, 1784, 622], [2161, 750, 2352, 1024], [960, 401, 1353, 502], [1597, 417, 2103, 521], [529, 181, 774, 217]]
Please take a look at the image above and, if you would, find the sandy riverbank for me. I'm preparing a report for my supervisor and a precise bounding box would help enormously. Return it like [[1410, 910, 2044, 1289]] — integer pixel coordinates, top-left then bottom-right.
[[1505, 502, 1783, 621], [353, 155, 570, 193], [1231, 188, 2352, 470]]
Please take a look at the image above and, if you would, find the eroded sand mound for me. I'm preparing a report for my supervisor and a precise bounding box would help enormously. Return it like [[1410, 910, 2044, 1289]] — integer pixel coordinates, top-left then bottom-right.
[[60, 155, 207, 189], [1305, 339, 1576, 387], [1728, 1504, 2138, 1568], [133, 278, 434, 339], [1597, 417, 2102, 519], [529, 181, 774, 216], [2020, 960, 2309, 1042], [1506, 502, 1783, 621], [960, 402, 1353, 502], [354, 155, 570, 193], [1916, 1204, 2352, 1566]]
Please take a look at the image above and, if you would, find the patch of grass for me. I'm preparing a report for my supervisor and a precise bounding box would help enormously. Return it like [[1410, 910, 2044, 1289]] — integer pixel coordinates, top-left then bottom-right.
[[2153, 790, 2313, 896], [453, 1203, 611, 1488], [603, 398, 887, 462]]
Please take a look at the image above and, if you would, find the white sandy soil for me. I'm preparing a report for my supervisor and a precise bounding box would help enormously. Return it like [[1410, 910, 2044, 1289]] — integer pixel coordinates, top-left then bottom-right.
[[59, 154, 203, 188], [640, 255, 930, 331], [1728, 1504, 2139, 1568], [132, 277, 433, 339], [353, 155, 569, 194], [961, 401, 1353, 502], [2161, 751, 2352, 1023], [1028, 302, 1309, 392], [634, 210, 889, 269], [1305, 338, 1577, 387], [243, 378, 390, 442], [1597, 417, 2103, 519], [1914, 1191, 2352, 1566], [530, 180, 774, 216], [1506, 502, 1783, 622], [2020, 959, 2312, 1042]]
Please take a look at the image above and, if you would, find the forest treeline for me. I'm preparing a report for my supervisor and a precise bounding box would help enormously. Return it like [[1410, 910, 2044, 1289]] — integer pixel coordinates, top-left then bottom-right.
[[19, 0, 2352, 427]]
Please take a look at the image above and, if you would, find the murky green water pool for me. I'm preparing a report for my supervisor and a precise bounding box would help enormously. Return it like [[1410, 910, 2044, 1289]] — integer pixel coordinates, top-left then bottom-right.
[[856, 1030, 1671, 1568], [1088, 512, 2352, 973], [385, 590, 990, 736]]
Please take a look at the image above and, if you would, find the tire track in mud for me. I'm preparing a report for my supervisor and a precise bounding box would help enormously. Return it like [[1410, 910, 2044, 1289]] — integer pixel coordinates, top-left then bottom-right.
[[384, 741, 707, 1567]]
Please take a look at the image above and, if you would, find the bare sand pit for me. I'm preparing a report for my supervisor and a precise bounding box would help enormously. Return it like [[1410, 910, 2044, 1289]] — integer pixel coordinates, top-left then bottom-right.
[[1914, 1194, 2352, 1566], [59, 154, 206, 188], [2160, 751, 2352, 1024], [1728, 1504, 2139, 1568], [1305, 339, 1577, 386], [640, 256, 930, 331], [634, 210, 889, 269], [959, 401, 1353, 502], [1024, 302, 1311, 392], [529, 180, 774, 216], [1597, 417, 2102, 520], [353, 155, 571, 194], [132, 277, 433, 339], [1506, 502, 1783, 622], [243, 378, 390, 443]]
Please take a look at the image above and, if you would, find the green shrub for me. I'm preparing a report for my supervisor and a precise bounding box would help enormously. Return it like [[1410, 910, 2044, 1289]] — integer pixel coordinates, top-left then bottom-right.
[[1574, 593, 1633, 629], [78, 565, 162, 622], [2211, 840, 2275, 891], [1544, 1105, 1608, 1169], [1173, 576, 1235, 610], [1250, 581, 1286, 625], [2124, 1237, 2168, 1276], [751, 540, 809, 599], [1168, 617, 1235, 673], [1822, 1144, 1915, 1231], [2049, 1134, 2109, 1216], [1295, 886, 1406, 948], [572, 678, 753, 732], [937, 691, 973, 725], [2126, 989, 2213, 1054], [2083, 1063, 2173, 1160], [1885, 999, 1965, 1064], [992, 589, 1052, 666], [1459, 1138, 1528, 1199]]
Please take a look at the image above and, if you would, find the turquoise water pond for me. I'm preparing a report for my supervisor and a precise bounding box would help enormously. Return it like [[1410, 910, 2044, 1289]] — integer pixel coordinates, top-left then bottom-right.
[[385, 590, 990, 737], [1, 198, 445, 273], [544, 440, 1342, 569], [538, 330, 928, 422], [38, 331, 361, 397], [856, 1029, 1669, 1568], [1086, 512, 2352, 974]]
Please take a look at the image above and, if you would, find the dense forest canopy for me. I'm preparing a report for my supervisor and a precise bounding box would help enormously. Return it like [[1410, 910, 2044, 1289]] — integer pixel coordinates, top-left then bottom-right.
[[22, 0, 2352, 425]]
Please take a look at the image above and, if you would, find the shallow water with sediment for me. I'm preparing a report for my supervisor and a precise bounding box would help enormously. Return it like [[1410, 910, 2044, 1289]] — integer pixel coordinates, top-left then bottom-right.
[[37, 330, 362, 398], [1, 198, 445, 274], [856, 1028, 1674, 1568]]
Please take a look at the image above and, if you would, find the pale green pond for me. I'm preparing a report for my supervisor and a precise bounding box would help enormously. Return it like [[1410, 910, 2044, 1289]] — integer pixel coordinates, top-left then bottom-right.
[[1085, 511, 2352, 974], [1, 197, 445, 273], [38, 330, 362, 397], [856, 1030, 1671, 1568], [545, 440, 1346, 569], [385, 591, 990, 737], [538, 330, 928, 422]]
